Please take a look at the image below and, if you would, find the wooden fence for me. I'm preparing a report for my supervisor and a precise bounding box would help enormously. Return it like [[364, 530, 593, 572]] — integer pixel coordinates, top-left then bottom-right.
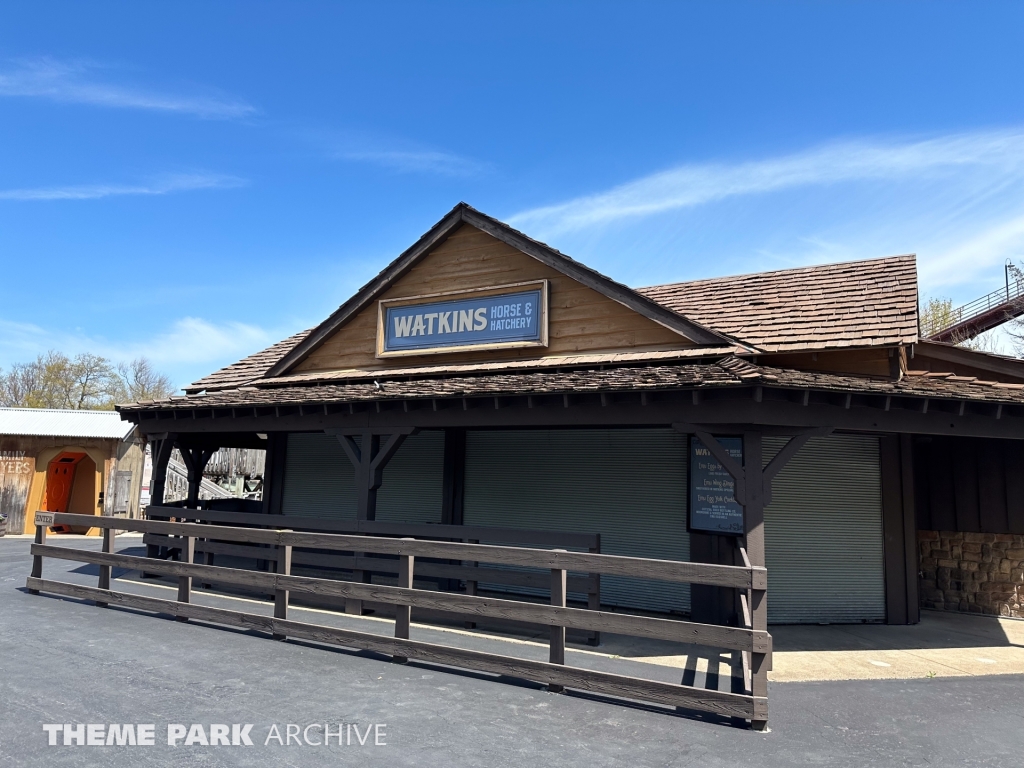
[[143, 505, 603, 640], [25, 511, 770, 727]]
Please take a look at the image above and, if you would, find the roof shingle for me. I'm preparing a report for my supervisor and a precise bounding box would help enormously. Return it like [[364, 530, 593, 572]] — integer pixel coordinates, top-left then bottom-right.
[[637, 255, 919, 353]]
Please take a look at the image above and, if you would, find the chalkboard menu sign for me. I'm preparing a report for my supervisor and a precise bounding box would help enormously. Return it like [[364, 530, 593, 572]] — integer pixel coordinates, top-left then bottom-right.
[[689, 436, 745, 535]]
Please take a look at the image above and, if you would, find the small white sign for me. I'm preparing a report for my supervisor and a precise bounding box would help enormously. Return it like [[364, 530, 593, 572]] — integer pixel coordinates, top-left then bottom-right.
[[34, 512, 55, 527]]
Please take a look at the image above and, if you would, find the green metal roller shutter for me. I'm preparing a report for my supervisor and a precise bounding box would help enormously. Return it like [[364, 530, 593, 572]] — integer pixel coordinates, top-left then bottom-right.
[[464, 428, 690, 614], [282, 433, 356, 519], [281, 431, 443, 523], [375, 430, 444, 524], [763, 434, 885, 624]]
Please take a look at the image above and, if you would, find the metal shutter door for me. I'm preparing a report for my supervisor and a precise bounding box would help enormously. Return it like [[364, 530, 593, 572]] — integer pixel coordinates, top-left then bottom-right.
[[282, 433, 356, 519], [375, 430, 444, 524], [282, 431, 443, 523], [464, 429, 690, 614], [764, 434, 885, 624]]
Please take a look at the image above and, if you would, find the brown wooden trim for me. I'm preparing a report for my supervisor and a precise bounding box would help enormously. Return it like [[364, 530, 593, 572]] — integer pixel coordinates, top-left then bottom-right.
[[915, 341, 1024, 382], [460, 208, 731, 347], [49, 512, 764, 588], [880, 435, 908, 625], [262, 433, 287, 515], [142, 533, 600, 594], [899, 434, 919, 624], [1007, 440, 1024, 535], [134, 389, 1024, 440], [152, 506, 600, 549], [441, 428, 466, 527]]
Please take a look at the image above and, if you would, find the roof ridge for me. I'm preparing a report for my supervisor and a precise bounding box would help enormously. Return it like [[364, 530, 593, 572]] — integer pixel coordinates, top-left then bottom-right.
[[637, 253, 917, 293], [261, 204, 734, 378]]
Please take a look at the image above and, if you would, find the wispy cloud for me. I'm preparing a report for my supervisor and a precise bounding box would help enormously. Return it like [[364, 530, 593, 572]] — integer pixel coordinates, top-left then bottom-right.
[[510, 129, 1024, 236], [0, 56, 256, 119], [504, 127, 1024, 307], [339, 149, 486, 176], [0, 173, 246, 201], [0, 316, 279, 391]]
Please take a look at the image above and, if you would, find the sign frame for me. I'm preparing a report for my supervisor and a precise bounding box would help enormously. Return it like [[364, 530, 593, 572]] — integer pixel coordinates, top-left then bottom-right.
[[376, 279, 549, 358], [687, 434, 745, 537]]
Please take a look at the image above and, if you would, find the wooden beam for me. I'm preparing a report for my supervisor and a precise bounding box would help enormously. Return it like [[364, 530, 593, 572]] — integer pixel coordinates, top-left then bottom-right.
[[134, 388, 1024, 440], [32, 546, 770, 651], [47, 512, 765, 589]]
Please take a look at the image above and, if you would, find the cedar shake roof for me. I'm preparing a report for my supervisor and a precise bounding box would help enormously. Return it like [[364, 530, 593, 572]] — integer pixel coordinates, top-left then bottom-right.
[[637, 255, 919, 353], [126, 356, 1024, 416], [186, 330, 312, 394], [186, 255, 921, 394]]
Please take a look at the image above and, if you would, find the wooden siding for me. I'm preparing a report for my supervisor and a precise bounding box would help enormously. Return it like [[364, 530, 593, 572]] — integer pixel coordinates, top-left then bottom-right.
[[914, 436, 1024, 535], [761, 348, 895, 378], [910, 350, 1024, 384], [296, 224, 692, 374], [0, 439, 36, 535]]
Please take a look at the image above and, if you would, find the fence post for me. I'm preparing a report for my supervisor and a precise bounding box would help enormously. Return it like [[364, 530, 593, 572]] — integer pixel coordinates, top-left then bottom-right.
[[96, 525, 115, 607], [28, 512, 50, 594], [464, 538, 479, 629], [346, 553, 365, 616], [587, 535, 601, 646], [176, 536, 195, 622], [393, 538, 415, 664], [549, 550, 567, 693], [273, 531, 292, 641], [743, 431, 770, 731]]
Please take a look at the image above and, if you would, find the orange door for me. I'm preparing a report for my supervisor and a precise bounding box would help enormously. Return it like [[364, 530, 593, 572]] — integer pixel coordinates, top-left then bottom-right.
[[42, 453, 86, 513]]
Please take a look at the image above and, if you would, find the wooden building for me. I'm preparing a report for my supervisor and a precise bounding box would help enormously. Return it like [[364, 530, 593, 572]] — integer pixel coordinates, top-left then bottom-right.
[[117, 204, 1024, 624], [0, 408, 143, 534]]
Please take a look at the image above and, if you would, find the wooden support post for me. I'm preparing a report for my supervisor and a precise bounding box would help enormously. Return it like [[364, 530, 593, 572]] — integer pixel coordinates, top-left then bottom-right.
[[330, 427, 415, 611], [96, 526, 115, 607], [201, 549, 214, 590], [743, 431, 770, 731], [393, 538, 415, 664], [180, 447, 216, 510], [144, 435, 175, 575], [273, 533, 292, 641], [28, 515, 48, 594], [465, 539, 479, 629], [331, 427, 415, 522], [587, 536, 602, 646], [176, 536, 195, 622], [549, 551, 568, 693]]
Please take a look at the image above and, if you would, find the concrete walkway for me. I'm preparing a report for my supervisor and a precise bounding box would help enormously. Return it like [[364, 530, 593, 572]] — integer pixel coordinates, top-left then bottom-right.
[[7, 533, 1022, 684]]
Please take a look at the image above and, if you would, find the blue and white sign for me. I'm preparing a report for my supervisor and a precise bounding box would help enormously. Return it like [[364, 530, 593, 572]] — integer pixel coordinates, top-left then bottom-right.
[[689, 436, 745, 535], [380, 287, 545, 355]]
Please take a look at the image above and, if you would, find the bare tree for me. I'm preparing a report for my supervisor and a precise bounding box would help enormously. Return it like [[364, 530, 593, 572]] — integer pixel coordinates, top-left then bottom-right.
[[0, 351, 176, 409], [112, 357, 175, 403]]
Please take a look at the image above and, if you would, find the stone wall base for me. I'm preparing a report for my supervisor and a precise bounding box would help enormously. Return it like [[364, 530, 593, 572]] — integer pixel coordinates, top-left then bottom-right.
[[918, 530, 1024, 618]]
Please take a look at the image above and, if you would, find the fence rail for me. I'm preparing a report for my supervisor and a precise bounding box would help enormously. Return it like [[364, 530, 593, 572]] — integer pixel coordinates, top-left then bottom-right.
[[26, 511, 770, 725], [145, 505, 606, 637]]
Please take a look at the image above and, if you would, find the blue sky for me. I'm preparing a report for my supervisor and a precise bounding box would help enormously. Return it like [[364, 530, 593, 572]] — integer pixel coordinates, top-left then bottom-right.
[[2, 1, 1024, 388]]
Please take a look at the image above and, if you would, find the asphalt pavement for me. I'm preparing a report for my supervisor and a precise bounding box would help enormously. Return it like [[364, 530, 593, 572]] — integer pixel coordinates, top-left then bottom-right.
[[1, 536, 1022, 767]]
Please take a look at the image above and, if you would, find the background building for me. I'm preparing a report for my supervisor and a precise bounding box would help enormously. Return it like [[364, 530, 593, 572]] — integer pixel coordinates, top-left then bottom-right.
[[0, 408, 143, 534]]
